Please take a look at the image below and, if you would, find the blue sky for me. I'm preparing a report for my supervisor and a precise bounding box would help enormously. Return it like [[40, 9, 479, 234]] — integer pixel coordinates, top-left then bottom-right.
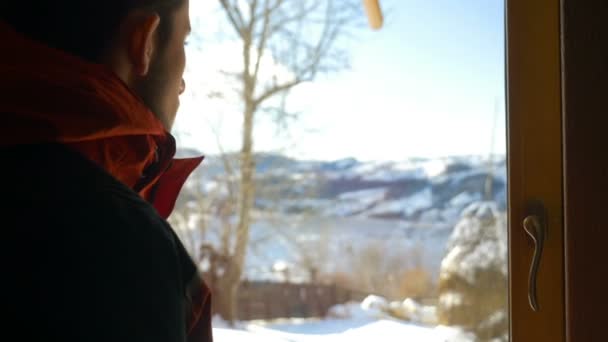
[[174, 0, 506, 161]]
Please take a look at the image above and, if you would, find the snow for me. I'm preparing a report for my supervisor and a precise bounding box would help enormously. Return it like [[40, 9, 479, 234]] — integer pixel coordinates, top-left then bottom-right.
[[337, 188, 387, 202], [420, 159, 448, 178], [211, 295, 475, 341], [395, 298, 438, 325], [329, 158, 359, 170], [418, 208, 442, 222], [460, 202, 501, 221], [213, 318, 474, 342], [360, 295, 390, 318], [441, 202, 507, 284], [326, 160, 437, 182], [493, 161, 507, 185], [180, 153, 506, 225], [328, 188, 387, 216], [210, 295, 477, 341], [439, 207, 464, 222], [214, 327, 288, 342], [178, 214, 452, 282], [361, 167, 427, 182], [251, 319, 472, 342], [441, 238, 506, 284], [353, 295, 438, 326], [448, 191, 481, 208], [432, 169, 487, 188], [368, 188, 432, 217], [439, 291, 464, 309], [327, 302, 372, 320]]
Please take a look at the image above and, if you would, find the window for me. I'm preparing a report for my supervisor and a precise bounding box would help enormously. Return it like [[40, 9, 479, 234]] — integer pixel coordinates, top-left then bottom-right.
[[170, 0, 565, 341]]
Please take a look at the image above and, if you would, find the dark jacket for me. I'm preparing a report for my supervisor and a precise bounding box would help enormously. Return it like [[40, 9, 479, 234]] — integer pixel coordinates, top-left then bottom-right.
[[2, 143, 211, 342], [0, 22, 212, 341]]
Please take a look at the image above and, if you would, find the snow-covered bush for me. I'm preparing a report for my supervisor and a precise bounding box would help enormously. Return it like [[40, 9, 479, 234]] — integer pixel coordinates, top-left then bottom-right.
[[328, 295, 438, 326], [360, 295, 390, 318], [327, 301, 373, 320], [437, 202, 508, 340], [386, 298, 438, 325]]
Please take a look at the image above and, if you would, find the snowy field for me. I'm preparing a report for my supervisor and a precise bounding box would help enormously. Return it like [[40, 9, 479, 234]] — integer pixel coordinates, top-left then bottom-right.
[[211, 296, 475, 342], [213, 317, 473, 341]]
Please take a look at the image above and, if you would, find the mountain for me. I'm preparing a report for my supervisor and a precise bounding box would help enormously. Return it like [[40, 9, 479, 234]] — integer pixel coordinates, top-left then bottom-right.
[[181, 150, 506, 223], [174, 150, 507, 283]]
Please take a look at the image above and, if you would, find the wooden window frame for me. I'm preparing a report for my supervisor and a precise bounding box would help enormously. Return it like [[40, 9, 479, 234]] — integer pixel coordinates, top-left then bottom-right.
[[508, 0, 608, 340], [507, 0, 565, 340]]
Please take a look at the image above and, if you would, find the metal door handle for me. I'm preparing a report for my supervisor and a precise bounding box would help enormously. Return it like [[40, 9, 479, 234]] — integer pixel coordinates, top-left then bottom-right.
[[523, 214, 546, 311]]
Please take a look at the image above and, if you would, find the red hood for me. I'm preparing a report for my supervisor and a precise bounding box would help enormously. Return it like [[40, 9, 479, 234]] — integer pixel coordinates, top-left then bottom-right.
[[0, 22, 203, 218]]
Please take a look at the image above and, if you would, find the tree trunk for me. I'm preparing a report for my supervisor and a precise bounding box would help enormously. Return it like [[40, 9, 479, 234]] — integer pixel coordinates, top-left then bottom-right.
[[214, 274, 240, 323], [211, 0, 359, 324], [211, 24, 258, 321], [215, 97, 256, 323]]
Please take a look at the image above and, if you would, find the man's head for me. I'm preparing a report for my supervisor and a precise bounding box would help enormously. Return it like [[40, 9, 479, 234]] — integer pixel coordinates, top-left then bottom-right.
[[1, 0, 191, 130]]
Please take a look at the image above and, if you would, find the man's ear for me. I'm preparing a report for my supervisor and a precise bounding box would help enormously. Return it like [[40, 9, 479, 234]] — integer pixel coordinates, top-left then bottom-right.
[[129, 13, 161, 77]]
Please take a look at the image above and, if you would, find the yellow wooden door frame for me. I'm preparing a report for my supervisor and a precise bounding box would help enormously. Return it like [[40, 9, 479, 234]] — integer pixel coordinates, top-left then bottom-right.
[[507, 0, 565, 340]]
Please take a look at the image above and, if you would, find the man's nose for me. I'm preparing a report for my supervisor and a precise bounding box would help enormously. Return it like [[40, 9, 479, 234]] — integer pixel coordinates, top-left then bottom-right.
[[179, 79, 186, 95]]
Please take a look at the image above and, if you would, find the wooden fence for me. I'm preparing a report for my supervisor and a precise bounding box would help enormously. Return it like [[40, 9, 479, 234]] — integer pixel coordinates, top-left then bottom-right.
[[224, 281, 368, 321]]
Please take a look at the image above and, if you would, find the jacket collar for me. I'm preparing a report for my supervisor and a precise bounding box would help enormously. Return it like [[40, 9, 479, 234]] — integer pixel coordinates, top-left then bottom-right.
[[0, 21, 202, 218]]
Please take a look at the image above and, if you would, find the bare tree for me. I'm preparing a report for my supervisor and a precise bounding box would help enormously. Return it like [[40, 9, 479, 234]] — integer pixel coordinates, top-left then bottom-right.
[[264, 213, 332, 283], [207, 0, 362, 322]]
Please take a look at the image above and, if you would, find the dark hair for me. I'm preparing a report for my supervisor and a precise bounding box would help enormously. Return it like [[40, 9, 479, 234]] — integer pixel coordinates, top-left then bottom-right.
[[1, 0, 185, 63]]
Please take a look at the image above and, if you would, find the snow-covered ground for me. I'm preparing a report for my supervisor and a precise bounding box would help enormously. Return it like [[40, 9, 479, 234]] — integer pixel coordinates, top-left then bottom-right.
[[214, 319, 473, 342], [212, 296, 475, 341]]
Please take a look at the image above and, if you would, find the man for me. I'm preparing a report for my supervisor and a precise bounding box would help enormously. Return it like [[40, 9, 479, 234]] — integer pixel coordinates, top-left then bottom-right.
[[0, 1, 212, 341]]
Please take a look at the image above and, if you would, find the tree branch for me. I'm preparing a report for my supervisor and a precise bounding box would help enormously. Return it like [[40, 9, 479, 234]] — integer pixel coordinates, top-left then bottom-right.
[[251, 0, 274, 85], [219, 0, 246, 38], [253, 78, 302, 107]]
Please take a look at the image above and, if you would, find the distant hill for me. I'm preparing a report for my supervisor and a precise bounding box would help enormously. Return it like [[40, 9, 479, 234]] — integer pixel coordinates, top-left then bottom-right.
[[180, 150, 506, 223], [174, 150, 507, 283]]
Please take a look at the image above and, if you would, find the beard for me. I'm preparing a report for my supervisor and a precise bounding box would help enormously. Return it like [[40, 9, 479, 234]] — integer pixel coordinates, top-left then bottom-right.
[[134, 53, 176, 130]]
